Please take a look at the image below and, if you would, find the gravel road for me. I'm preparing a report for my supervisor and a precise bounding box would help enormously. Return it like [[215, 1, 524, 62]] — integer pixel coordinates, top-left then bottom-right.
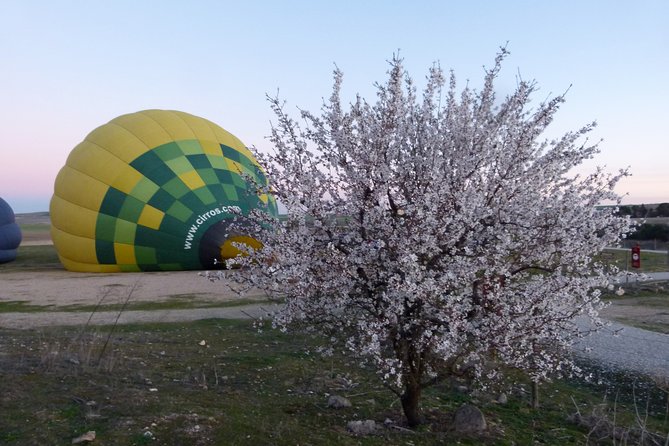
[[574, 318, 669, 379]]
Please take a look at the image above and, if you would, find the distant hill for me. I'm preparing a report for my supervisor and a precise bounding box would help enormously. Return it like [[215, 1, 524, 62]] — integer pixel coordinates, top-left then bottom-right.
[[14, 212, 50, 225], [598, 203, 669, 218]]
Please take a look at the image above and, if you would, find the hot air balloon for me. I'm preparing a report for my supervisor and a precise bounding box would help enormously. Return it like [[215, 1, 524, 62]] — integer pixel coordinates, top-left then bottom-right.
[[50, 110, 278, 272], [0, 197, 22, 263]]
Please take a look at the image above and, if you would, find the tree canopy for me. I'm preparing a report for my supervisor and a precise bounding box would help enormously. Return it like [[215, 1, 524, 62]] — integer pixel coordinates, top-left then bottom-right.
[[219, 49, 632, 427]]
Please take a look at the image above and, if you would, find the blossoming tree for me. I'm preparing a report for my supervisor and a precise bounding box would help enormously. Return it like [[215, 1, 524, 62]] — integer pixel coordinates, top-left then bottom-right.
[[226, 49, 631, 427]]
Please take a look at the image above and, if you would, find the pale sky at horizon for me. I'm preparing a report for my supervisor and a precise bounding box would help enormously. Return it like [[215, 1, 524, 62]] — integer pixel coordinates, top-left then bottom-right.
[[1, 0, 667, 213]]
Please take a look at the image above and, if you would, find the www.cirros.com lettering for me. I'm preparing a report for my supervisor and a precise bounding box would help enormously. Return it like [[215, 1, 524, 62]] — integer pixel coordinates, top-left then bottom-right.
[[184, 205, 241, 249]]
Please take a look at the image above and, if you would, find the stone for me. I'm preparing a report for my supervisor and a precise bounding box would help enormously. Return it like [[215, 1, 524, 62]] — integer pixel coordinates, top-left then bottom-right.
[[71, 431, 96, 444], [454, 404, 487, 433], [497, 393, 508, 404], [347, 420, 376, 435], [327, 395, 352, 408]]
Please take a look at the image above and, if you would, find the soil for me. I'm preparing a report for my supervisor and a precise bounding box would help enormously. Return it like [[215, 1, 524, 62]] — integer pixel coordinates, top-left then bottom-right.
[[0, 269, 262, 307], [600, 298, 669, 333], [0, 267, 274, 329]]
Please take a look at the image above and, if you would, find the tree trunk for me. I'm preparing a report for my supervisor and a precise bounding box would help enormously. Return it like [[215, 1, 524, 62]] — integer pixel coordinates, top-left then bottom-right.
[[531, 379, 540, 409], [401, 381, 423, 428]]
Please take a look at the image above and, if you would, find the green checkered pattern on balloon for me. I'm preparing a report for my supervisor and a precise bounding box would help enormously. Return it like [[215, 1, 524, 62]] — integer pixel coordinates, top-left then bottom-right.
[[94, 140, 275, 271]]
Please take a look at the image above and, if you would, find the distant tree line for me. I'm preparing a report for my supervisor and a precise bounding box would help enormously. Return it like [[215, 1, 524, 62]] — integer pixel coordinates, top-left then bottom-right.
[[613, 203, 669, 242], [617, 203, 669, 218], [627, 223, 669, 242]]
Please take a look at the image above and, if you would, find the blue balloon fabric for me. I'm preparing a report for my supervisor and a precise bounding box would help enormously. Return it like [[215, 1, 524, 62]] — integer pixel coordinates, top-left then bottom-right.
[[0, 197, 22, 263]]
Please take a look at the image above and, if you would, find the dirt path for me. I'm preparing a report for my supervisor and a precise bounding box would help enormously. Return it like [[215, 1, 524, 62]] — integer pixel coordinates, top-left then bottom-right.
[[0, 268, 270, 329], [0, 303, 281, 329], [0, 269, 263, 307], [600, 298, 669, 333], [1, 268, 667, 331]]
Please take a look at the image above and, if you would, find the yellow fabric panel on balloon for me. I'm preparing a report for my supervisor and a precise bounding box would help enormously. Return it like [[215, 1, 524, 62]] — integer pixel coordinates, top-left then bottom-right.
[[60, 257, 121, 273], [177, 112, 218, 142], [86, 122, 150, 162], [51, 227, 99, 264], [179, 171, 206, 190], [137, 204, 164, 230], [143, 109, 197, 140], [50, 196, 98, 239], [67, 143, 136, 193], [110, 168, 144, 197], [201, 140, 222, 156], [114, 242, 137, 265], [210, 125, 247, 153], [53, 167, 107, 212], [110, 113, 174, 150]]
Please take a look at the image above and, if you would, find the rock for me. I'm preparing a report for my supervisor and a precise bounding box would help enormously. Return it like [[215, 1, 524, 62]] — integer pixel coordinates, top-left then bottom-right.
[[71, 431, 96, 444], [497, 393, 508, 404], [347, 420, 376, 435], [454, 404, 487, 433], [327, 395, 352, 408]]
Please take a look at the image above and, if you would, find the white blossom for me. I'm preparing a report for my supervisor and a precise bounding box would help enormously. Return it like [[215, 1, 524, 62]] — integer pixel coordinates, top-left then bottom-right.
[[222, 48, 631, 427]]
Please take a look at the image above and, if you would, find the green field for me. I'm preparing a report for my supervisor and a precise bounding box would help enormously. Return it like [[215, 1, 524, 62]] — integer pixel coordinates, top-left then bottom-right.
[[6, 244, 667, 273], [0, 245, 63, 271], [600, 248, 669, 273], [1, 319, 668, 445]]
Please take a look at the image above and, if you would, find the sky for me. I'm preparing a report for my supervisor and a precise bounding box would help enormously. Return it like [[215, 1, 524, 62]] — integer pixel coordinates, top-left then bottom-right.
[[1, 0, 667, 213]]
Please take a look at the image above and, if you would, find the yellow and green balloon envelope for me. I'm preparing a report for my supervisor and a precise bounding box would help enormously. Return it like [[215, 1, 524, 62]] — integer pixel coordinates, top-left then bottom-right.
[[50, 110, 277, 272]]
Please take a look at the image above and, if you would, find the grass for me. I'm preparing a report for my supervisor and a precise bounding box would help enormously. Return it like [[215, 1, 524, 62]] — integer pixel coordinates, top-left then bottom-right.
[[18, 222, 51, 232], [5, 245, 667, 274], [0, 297, 274, 314], [600, 279, 669, 333], [1, 319, 667, 445], [4, 242, 667, 274], [605, 279, 669, 301], [612, 318, 669, 334], [600, 248, 669, 273], [0, 245, 63, 271]]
